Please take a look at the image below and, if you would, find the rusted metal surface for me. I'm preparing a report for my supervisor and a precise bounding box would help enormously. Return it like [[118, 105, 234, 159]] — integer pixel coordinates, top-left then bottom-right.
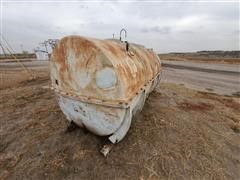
[[100, 141, 115, 157], [50, 35, 162, 150]]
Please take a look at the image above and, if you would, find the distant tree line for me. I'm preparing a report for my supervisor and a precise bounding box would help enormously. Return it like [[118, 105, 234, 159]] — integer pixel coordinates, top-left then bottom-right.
[[0, 53, 36, 60], [160, 51, 240, 58]]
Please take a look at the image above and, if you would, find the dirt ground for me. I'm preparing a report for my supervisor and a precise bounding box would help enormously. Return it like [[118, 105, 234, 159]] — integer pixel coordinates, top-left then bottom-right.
[[0, 69, 240, 180]]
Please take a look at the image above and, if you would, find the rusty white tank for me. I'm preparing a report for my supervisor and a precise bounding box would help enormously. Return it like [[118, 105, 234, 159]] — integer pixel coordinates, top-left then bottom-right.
[[50, 35, 162, 145]]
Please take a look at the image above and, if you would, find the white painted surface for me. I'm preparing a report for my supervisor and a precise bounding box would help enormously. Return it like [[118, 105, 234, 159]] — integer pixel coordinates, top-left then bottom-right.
[[76, 71, 92, 88], [57, 95, 126, 136], [96, 68, 117, 89], [56, 73, 161, 143]]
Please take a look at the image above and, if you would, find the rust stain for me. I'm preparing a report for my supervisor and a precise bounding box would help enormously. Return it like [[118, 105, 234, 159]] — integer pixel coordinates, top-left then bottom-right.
[[104, 42, 124, 58], [50, 35, 162, 104]]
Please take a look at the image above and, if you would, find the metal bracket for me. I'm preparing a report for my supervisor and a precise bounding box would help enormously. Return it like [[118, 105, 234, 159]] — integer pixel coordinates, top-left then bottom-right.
[[120, 28, 127, 41]]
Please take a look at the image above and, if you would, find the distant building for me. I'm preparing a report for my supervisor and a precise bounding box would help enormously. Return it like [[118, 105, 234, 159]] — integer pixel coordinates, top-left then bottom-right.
[[34, 39, 59, 60], [35, 50, 49, 60]]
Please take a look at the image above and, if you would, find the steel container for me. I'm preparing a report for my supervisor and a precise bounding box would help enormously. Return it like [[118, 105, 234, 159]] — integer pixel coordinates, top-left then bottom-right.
[[50, 35, 162, 144]]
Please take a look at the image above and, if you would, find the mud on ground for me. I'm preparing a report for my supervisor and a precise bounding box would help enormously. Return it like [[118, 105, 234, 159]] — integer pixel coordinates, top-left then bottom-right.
[[0, 69, 240, 179]]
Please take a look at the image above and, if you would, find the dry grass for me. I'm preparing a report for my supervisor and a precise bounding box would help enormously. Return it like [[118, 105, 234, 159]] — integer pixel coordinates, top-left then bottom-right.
[[159, 54, 240, 64], [0, 69, 239, 179], [178, 101, 214, 111]]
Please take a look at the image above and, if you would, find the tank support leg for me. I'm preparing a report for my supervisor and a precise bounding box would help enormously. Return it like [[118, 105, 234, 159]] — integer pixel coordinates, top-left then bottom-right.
[[108, 107, 132, 144], [65, 121, 78, 133], [100, 140, 114, 157], [100, 108, 132, 157]]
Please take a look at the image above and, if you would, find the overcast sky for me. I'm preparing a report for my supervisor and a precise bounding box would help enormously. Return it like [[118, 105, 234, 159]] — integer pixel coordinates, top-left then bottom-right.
[[1, 1, 239, 53]]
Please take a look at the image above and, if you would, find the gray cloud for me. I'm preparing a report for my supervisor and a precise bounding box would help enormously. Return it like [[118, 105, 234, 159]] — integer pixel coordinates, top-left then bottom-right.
[[141, 26, 171, 34], [151, 26, 171, 34], [1, 1, 239, 53], [180, 30, 195, 34]]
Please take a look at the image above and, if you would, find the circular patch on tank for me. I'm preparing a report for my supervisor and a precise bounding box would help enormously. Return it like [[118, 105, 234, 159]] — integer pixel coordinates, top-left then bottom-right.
[[96, 67, 117, 89]]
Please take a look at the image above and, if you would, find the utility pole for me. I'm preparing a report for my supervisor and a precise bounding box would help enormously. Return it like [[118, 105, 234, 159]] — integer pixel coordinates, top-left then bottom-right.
[[39, 41, 48, 53], [20, 44, 24, 53], [0, 43, 7, 57]]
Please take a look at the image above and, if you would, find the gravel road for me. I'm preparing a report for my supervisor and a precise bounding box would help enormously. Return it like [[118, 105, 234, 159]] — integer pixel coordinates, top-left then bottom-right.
[[1, 59, 239, 96], [161, 60, 240, 96]]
